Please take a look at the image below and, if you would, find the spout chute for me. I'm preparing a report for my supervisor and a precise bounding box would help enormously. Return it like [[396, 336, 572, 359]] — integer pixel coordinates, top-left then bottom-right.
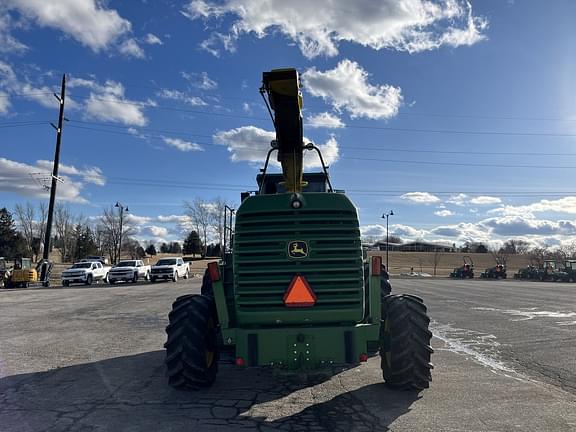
[[262, 68, 305, 193]]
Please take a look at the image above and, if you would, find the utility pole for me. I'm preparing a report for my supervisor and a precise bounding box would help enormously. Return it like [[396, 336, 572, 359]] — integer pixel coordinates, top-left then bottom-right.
[[115, 202, 129, 264], [40, 74, 66, 282], [382, 210, 394, 272]]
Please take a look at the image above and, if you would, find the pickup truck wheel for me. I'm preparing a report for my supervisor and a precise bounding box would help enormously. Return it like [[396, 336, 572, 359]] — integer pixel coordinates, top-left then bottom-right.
[[151, 277, 157, 283], [132, 272, 138, 283], [109, 279, 116, 285], [145, 271, 150, 281], [63, 280, 70, 287], [184, 270, 189, 279], [172, 272, 178, 282], [85, 274, 93, 286], [104, 273, 109, 284]]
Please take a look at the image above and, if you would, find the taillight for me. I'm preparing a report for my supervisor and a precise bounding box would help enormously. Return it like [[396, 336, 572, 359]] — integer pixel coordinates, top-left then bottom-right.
[[371, 256, 382, 276], [359, 353, 368, 362], [235, 357, 246, 367], [207, 262, 220, 282]]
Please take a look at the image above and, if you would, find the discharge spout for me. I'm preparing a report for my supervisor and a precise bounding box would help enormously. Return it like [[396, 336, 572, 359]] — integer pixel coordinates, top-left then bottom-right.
[[262, 68, 305, 193]]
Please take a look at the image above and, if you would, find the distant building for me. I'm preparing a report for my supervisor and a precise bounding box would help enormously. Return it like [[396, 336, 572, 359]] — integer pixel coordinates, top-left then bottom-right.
[[375, 241, 455, 253]]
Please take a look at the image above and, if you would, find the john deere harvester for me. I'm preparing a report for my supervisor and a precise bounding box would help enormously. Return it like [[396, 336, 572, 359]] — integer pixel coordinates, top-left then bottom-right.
[[164, 69, 433, 391]]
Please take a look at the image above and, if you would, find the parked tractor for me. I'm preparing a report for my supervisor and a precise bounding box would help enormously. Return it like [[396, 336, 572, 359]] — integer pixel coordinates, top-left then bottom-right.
[[449, 256, 474, 279], [480, 261, 507, 279], [514, 260, 540, 280], [164, 69, 433, 391], [537, 260, 559, 282], [560, 260, 576, 282], [3, 257, 52, 288]]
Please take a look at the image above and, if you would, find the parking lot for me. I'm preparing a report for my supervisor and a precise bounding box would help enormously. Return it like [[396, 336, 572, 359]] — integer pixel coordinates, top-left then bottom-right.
[[1, 278, 575, 431]]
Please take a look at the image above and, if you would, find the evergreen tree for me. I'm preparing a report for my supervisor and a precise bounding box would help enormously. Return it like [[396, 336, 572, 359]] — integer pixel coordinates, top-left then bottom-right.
[[160, 243, 169, 253], [183, 230, 202, 257], [0, 208, 26, 258], [74, 225, 98, 261], [169, 242, 182, 254], [145, 244, 157, 255]]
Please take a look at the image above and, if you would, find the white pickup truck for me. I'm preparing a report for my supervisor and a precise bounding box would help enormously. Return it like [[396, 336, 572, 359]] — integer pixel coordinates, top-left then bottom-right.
[[61, 261, 111, 286], [108, 260, 151, 284], [150, 257, 189, 282]]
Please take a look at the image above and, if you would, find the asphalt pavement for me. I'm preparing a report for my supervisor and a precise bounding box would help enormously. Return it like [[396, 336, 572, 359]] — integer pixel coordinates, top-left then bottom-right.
[[1, 278, 575, 431]]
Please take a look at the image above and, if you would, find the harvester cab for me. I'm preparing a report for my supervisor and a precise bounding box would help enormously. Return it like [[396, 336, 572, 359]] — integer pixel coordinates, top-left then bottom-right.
[[164, 68, 433, 392], [450, 255, 474, 278]]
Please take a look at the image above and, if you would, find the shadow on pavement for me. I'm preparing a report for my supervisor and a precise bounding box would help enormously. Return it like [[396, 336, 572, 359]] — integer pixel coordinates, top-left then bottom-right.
[[0, 350, 420, 431]]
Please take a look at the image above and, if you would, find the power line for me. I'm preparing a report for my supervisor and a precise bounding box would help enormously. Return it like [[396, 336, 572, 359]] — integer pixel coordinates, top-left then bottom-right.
[[65, 94, 576, 137], [345, 156, 576, 169], [65, 119, 576, 157]]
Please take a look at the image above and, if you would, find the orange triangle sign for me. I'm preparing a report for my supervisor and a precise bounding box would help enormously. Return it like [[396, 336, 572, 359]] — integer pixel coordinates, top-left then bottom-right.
[[283, 275, 316, 307]]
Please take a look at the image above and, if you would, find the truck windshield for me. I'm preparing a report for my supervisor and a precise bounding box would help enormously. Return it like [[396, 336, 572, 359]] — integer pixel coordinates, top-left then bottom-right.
[[116, 261, 137, 267], [156, 259, 176, 266], [72, 263, 92, 269]]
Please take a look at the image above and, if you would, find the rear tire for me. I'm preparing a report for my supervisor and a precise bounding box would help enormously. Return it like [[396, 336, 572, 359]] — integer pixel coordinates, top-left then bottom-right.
[[164, 294, 219, 389], [380, 294, 434, 390]]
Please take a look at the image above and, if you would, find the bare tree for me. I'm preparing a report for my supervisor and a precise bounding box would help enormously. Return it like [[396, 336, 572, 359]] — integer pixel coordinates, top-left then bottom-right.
[[54, 203, 75, 262], [432, 251, 442, 276], [184, 198, 211, 254], [14, 202, 36, 258], [100, 206, 135, 263]]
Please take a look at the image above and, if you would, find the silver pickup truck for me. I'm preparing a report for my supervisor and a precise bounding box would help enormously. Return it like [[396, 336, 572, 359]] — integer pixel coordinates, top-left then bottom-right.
[[61, 261, 111, 286], [108, 260, 151, 284]]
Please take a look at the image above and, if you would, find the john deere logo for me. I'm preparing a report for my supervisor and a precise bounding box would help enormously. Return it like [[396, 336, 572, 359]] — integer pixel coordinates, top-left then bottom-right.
[[288, 241, 308, 259]]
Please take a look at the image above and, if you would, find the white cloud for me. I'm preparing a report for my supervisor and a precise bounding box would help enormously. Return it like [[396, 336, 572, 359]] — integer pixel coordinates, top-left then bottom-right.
[[306, 112, 345, 129], [470, 196, 502, 205], [360, 224, 386, 239], [401, 192, 441, 204], [0, 12, 28, 53], [0, 157, 106, 203], [0, 91, 10, 114], [213, 126, 339, 169], [183, 0, 486, 58], [142, 225, 169, 238], [162, 137, 204, 152], [302, 60, 402, 120], [447, 193, 468, 206], [197, 31, 237, 57], [434, 209, 454, 217], [119, 38, 145, 59], [391, 224, 428, 239], [182, 71, 218, 90], [69, 78, 149, 126], [144, 33, 163, 45], [7, 0, 132, 52], [489, 197, 576, 217], [157, 88, 207, 106], [482, 215, 576, 237]]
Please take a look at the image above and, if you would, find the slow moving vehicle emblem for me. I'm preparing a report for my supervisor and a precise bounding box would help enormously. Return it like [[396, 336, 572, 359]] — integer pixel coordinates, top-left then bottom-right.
[[288, 241, 308, 259]]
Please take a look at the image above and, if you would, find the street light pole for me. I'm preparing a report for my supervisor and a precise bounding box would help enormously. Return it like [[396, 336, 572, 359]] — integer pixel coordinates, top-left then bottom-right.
[[115, 202, 129, 264], [382, 210, 394, 271]]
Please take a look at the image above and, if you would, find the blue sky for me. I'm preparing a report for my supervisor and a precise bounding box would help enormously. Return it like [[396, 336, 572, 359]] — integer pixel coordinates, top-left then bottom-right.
[[2, 0, 576, 249]]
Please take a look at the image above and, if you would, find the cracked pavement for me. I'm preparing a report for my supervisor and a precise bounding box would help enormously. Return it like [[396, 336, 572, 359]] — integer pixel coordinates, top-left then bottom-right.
[[1, 278, 575, 431]]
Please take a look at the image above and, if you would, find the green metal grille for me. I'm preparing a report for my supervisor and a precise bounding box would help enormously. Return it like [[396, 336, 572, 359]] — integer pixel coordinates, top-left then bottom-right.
[[233, 193, 364, 326]]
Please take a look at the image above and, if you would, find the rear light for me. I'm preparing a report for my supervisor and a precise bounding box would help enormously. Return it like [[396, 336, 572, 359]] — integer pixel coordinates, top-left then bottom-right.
[[207, 262, 220, 282], [371, 256, 382, 276], [235, 357, 245, 367], [359, 353, 368, 362]]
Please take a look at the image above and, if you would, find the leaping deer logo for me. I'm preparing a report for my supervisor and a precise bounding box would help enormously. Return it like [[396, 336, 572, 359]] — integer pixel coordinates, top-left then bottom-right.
[[288, 241, 308, 258]]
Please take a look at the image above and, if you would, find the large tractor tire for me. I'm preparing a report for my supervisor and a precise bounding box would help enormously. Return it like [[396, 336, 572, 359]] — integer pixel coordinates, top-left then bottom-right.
[[380, 294, 434, 390], [164, 294, 219, 390]]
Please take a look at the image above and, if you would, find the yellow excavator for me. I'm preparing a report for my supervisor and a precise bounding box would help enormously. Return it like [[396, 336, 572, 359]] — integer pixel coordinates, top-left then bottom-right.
[[3, 257, 52, 288]]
